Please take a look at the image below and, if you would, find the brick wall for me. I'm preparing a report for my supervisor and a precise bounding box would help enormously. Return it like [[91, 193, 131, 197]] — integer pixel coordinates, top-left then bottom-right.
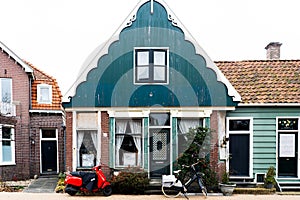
[[65, 111, 73, 172], [101, 111, 110, 176], [210, 111, 226, 181], [29, 113, 64, 176], [0, 50, 31, 181]]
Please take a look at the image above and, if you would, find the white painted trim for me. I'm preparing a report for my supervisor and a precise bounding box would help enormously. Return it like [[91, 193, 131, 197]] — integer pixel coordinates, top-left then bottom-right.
[[64, 106, 236, 113], [238, 103, 300, 107], [39, 129, 59, 174], [0, 41, 33, 74], [97, 111, 102, 165], [72, 111, 77, 171], [63, 0, 240, 103], [37, 84, 52, 104], [29, 110, 63, 114], [226, 117, 253, 179]]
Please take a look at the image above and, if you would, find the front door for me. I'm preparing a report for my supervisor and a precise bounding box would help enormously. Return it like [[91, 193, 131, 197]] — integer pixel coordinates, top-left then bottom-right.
[[41, 141, 57, 173], [150, 128, 170, 178], [229, 134, 250, 176], [278, 118, 298, 177], [41, 129, 58, 174]]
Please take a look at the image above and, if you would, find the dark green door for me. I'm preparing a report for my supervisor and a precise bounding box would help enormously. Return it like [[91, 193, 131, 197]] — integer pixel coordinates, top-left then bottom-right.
[[229, 134, 250, 176], [278, 132, 298, 177], [149, 129, 170, 178], [41, 141, 57, 173]]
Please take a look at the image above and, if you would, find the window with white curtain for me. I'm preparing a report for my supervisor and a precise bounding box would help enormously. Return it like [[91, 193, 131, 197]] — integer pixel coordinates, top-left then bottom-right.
[[177, 118, 203, 155], [77, 130, 98, 167], [37, 84, 52, 104], [115, 119, 142, 167]]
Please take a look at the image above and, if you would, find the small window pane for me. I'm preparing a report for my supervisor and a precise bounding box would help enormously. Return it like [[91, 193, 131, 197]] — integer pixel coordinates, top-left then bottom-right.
[[278, 119, 298, 130], [2, 127, 11, 139], [137, 51, 149, 66], [40, 87, 50, 102], [154, 51, 165, 65], [1, 79, 12, 103], [137, 66, 149, 80], [2, 141, 12, 162], [154, 66, 165, 81], [229, 120, 250, 131], [42, 130, 56, 138], [150, 113, 170, 126]]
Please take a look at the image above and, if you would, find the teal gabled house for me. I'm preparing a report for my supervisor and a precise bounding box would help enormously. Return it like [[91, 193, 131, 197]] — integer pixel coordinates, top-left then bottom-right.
[[63, 0, 240, 179]]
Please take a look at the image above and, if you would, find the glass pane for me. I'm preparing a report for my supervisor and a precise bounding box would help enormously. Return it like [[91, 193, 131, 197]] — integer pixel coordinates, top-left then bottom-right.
[[150, 113, 170, 126], [137, 51, 149, 66], [2, 127, 11, 139], [229, 120, 250, 131], [1, 79, 12, 103], [278, 119, 298, 130], [40, 87, 50, 102], [78, 131, 97, 167], [2, 141, 12, 162], [42, 130, 56, 138], [154, 51, 165, 65], [137, 66, 149, 80], [154, 66, 166, 81]]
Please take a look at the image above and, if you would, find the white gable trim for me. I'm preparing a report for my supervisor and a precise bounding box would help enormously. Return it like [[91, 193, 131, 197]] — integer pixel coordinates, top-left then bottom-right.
[[0, 41, 33, 74], [63, 0, 241, 103]]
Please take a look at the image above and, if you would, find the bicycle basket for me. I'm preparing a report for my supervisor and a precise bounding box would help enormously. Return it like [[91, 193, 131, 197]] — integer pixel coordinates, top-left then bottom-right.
[[162, 175, 176, 187]]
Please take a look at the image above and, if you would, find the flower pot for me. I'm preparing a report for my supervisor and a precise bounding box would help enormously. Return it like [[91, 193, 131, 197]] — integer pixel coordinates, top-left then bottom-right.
[[219, 183, 236, 196]]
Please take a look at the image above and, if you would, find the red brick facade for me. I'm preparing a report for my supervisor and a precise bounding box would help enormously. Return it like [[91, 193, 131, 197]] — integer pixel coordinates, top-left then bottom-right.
[[0, 44, 63, 181]]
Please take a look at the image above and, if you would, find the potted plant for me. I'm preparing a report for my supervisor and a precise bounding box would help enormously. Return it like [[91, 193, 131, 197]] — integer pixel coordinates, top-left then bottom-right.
[[219, 171, 236, 196], [264, 166, 276, 189]]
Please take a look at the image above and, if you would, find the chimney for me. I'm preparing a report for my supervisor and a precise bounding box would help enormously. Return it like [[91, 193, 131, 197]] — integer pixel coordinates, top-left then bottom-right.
[[265, 42, 282, 60]]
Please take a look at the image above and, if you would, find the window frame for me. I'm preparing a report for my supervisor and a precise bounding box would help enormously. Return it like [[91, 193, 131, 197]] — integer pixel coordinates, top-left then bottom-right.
[[0, 125, 15, 166], [134, 47, 169, 85], [226, 117, 253, 179], [37, 84, 52, 104], [115, 118, 143, 168]]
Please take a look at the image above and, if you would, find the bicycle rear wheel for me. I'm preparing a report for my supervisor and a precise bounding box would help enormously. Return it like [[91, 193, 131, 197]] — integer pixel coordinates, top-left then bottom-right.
[[161, 186, 181, 198]]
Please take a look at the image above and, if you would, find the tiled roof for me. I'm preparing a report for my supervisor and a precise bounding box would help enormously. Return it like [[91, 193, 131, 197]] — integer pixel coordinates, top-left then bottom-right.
[[26, 62, 62, 110], [216, 60, 300, 104]]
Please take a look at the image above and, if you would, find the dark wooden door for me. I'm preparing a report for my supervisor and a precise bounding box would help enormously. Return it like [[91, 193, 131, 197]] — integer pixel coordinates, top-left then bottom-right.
[[41, 141, 57, 173], [278, 132, 298, 177], [229, 134, 250, 176]]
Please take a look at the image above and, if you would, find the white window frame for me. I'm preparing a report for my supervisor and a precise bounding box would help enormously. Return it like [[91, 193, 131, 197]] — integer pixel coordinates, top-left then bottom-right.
[[226, 117, 253, 179], [37, 84, 52, 104], [40, 129, 59, 174], [134, 47, 169, 85], [0, 125, 15, 166]]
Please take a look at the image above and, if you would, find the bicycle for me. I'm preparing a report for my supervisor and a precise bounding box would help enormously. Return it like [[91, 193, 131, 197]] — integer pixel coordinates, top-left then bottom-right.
[[161, 160, 207, 199]]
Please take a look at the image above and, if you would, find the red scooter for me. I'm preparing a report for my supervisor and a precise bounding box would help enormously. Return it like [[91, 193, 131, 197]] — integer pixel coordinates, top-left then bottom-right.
[[65, 165, 112, 196]]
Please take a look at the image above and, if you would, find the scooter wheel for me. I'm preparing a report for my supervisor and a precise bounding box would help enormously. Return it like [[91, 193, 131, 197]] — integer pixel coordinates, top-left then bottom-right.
[[103, 185, 112, 196]]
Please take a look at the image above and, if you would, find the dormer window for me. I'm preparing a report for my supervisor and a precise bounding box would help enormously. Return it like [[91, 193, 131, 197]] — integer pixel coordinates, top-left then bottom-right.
[[37, 84, 52, 104], [134, 48, 169, 84]]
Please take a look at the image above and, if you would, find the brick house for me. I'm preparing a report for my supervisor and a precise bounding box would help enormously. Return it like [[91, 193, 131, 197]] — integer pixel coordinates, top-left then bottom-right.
[[0, 41, 64, 181]]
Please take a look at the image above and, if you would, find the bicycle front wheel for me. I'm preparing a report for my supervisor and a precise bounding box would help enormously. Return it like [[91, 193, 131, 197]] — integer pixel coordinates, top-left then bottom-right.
[[161, 186, 181, 198]]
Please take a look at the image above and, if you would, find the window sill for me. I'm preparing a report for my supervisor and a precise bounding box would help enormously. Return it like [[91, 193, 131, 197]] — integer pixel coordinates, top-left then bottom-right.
[[0, 162, 16, 166]]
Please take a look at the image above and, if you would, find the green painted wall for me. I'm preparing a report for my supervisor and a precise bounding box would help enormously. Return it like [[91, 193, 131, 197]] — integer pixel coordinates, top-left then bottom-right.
[[227, 107, 300, 176], [63, 1, 237, 108]]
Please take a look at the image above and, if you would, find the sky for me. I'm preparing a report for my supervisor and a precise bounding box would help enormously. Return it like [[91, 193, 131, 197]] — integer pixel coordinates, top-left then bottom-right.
[[1, 0, 300, 95]]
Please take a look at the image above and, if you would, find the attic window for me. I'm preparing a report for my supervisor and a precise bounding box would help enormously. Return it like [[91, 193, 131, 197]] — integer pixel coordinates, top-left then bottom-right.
[[37, 84, 52, 104], [134, 48, 169, 84]]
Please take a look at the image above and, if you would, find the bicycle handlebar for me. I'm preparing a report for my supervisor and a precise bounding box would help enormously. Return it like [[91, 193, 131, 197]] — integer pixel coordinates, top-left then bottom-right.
[[181, 159, 202, 169]]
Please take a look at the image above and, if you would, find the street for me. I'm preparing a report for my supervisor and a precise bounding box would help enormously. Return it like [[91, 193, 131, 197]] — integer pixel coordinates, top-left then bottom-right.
[[0, 193, 300, 200]]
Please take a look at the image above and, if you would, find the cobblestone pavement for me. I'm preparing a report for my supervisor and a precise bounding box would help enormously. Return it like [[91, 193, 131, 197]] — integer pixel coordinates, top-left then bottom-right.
[[0, 193, 300, 200]]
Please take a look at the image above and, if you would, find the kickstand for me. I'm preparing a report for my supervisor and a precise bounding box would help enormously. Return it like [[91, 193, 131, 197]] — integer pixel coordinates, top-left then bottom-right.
[[183, 193, 189, 200]]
